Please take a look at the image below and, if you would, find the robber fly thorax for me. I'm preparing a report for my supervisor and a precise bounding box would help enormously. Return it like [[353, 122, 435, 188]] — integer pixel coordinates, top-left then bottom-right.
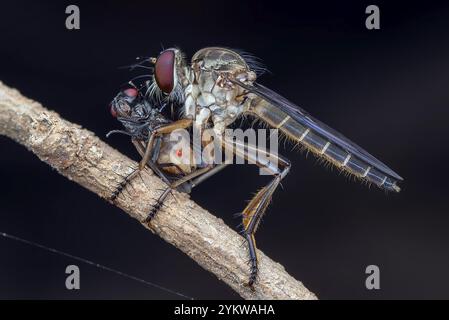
[[149, 47, 258, 136]]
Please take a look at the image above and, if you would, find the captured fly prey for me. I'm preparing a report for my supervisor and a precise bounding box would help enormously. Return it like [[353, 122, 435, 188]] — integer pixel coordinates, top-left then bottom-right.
[[108, 87, 214, 219]]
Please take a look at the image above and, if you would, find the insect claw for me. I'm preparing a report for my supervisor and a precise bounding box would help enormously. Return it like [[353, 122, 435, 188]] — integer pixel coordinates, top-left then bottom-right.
[[244, 257, 259, 290], [243, 281, 256, 292], [110, 180, 127, 201], [237, 238, 246, 249], [144, 206, 158, 223], [144, 198, 165, 223]]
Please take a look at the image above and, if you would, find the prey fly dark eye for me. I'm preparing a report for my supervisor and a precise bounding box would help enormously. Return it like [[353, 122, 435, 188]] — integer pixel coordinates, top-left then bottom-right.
[[110, 87, 136, 118], [155, 49, 175, 94]]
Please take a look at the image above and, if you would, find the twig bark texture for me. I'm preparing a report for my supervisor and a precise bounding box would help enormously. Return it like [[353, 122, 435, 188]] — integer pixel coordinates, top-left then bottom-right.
[[0, 81, 317, 300]]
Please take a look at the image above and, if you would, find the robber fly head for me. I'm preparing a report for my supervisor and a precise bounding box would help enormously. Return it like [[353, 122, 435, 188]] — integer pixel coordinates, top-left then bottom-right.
[[147, 48, 186, 104], [108, 87, 170, 140]]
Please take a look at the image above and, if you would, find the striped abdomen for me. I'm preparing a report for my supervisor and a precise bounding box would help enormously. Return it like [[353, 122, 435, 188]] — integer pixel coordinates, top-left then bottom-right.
[[247, 98, 401, 192]]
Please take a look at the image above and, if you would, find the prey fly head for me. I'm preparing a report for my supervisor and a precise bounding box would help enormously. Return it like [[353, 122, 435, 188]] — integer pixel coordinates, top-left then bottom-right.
[[108, 86, 171, 141]]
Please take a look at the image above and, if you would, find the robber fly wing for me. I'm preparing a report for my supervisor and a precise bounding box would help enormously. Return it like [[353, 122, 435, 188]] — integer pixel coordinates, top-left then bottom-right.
[[231, 79, 403, 183]]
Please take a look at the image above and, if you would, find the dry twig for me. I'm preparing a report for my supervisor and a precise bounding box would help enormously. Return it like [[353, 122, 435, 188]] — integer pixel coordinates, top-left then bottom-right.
[[0, 81, 317, 300]]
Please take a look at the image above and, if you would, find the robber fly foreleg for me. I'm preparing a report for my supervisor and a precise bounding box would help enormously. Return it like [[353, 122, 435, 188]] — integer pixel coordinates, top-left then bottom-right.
[[110, 119, 193, 202]]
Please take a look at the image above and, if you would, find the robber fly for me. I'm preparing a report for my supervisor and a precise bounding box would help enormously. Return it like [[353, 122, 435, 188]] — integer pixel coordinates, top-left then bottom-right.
[[107, 86, 232, 220], [130, 46, 404, 289]]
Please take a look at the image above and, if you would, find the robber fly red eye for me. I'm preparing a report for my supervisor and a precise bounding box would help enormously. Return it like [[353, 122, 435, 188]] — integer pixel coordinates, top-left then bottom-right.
[[123, 88, 138, 98], [155, 49, 175, 94]]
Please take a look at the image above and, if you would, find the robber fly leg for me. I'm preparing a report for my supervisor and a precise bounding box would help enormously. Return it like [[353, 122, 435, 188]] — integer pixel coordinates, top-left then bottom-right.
[[141, 164, 229, 224], [141, 164, 216, 224], [222, 137, 291, 289], [189, 164, 228, 189], [143, 187, 171, 223], [110, 167, 141, 201], [110, 135, 161, 202], [241, 167, 289, 288]]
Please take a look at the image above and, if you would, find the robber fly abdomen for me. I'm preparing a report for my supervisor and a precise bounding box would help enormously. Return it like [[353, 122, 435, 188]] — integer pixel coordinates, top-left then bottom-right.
[[247, 97, 400, 192]]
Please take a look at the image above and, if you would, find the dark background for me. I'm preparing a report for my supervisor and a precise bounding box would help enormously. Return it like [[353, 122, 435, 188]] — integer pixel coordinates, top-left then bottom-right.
[[0, 0, 448, 299]]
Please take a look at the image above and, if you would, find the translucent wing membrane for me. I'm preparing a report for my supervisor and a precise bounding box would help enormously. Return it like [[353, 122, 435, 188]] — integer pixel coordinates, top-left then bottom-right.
[[233, 80, 403, 192]]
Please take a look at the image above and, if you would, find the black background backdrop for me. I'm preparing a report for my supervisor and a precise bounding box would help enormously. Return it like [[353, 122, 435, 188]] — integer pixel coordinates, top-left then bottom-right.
[[0, 0, 448, 299]]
